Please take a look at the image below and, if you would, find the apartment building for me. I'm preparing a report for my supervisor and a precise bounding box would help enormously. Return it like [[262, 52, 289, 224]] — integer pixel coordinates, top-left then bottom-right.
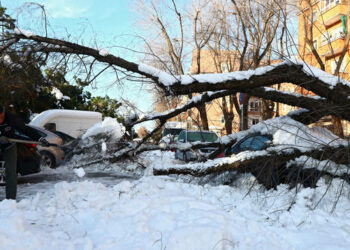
[[298, 0, 350, 135], [299, 0, 349, 78]]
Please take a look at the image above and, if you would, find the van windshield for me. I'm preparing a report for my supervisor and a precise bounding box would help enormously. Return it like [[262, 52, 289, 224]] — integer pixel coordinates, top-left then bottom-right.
[[187, 132, 218, 142]]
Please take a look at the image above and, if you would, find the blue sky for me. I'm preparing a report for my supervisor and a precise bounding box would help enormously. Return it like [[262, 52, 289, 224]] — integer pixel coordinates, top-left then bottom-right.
[[3, 0, 155, 124]]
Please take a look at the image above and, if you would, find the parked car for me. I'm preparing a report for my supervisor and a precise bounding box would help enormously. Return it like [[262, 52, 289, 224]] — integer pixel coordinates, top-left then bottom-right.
[[175, 130, 219, 162], [27, 125, 64, 168], [224, 133, 273, 157], [14, 133, 41, 176], [2, 131, 42, 177]]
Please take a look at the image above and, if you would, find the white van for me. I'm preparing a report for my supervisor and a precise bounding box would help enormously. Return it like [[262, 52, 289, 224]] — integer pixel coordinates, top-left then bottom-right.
[[30, 109, 102, 138]]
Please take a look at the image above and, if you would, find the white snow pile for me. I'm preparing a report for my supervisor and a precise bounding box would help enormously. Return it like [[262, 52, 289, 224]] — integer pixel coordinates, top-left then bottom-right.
[[73, 167, 86, 178], [66, 117, 130, 171], [82, 117, 125, 140], [51, 87, 70, 101], [1, 174, 350, 250]]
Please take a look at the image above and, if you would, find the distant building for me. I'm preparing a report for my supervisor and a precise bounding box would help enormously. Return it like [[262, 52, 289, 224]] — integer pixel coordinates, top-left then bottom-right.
[[186, 49, 266, 135]]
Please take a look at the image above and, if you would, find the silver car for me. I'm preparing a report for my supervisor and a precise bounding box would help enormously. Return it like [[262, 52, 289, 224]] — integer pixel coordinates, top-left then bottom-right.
[[28, 125, 65, 168]]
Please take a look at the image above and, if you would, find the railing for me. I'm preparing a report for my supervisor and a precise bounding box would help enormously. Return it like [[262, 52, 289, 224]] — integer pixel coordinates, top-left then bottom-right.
[[320, 25, 345, 46]]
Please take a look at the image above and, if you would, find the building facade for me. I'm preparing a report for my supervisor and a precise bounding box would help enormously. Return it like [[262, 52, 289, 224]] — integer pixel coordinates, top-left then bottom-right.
[[298, 0, 349, 78], [298, 0, 350, 135]]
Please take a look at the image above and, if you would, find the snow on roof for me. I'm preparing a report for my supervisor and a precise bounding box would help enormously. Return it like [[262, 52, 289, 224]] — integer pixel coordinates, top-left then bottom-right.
[[138, 60, 350, 90], [30, 109, 102, 127]]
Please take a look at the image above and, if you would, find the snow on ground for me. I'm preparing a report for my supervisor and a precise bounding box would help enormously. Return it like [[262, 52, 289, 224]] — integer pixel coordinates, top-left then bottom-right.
[[0, 150, 350, 249]]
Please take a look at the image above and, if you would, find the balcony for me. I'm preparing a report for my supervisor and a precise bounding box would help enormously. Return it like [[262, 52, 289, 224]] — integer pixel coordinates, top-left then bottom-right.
[[324, 14, 345, 28]]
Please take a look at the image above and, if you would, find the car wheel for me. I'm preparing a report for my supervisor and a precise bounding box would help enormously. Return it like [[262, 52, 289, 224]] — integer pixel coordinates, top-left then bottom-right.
[[40, 151, 56, 169]]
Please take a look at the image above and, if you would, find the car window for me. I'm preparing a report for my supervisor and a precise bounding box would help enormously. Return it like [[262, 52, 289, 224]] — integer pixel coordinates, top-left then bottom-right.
[[187, 132, 218, 142], [250, 135, 271, 150], [29, 126, 47, 137], [162, 128, 183, 137], [239, 137, 255, 151], [177, 131, 186, 142]]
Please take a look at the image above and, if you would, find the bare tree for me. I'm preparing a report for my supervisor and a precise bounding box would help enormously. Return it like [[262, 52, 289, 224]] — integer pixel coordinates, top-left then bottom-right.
[[132, 0, 213, 130]]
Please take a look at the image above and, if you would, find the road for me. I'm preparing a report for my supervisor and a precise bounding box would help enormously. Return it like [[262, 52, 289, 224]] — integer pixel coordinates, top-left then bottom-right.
[[0, 168, 137, 201]]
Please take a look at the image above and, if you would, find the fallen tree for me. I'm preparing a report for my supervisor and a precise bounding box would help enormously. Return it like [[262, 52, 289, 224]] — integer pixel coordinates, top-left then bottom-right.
[[2, 19, 350, 189]]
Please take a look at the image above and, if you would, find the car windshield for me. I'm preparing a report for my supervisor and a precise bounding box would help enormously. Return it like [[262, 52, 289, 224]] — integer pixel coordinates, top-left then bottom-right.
[[162, 128, 183, 137], [187, 132, 218, 142]]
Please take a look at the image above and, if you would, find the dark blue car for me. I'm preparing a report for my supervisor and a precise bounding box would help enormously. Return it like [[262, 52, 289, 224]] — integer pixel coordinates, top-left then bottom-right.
[[224, 133, 273, 157]]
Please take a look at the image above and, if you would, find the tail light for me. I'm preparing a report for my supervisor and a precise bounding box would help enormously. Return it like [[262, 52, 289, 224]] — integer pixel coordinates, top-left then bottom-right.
[[171, 149, 175, 152], [216, 153, 224, 158], [25, 143, 37, 148]]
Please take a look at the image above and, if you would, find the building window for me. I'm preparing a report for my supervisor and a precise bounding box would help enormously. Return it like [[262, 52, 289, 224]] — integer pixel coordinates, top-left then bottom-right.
[[321, 0, 341, 12], [220, 62, 229, 73], [248, 99, 260, 112], [248, 117, 261, 127]]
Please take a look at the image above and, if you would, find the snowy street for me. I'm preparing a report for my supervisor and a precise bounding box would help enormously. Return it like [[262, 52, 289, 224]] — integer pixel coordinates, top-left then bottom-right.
[[1, 168, 136, 201], [0, 151, 350, 250]]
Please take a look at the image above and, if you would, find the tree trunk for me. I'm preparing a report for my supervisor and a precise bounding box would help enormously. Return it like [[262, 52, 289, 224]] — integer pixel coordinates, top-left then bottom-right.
[[242, 95, 249, 130], [222, 97, 234, 135], [197, 103, 209, 130]]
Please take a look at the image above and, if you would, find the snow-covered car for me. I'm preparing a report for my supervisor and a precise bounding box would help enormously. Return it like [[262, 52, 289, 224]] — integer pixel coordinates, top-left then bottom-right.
[[224, 133, 273, 157], [220, 116, 346, 159], [175, 130, 218, 162], [28, 125, 64, 168]]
